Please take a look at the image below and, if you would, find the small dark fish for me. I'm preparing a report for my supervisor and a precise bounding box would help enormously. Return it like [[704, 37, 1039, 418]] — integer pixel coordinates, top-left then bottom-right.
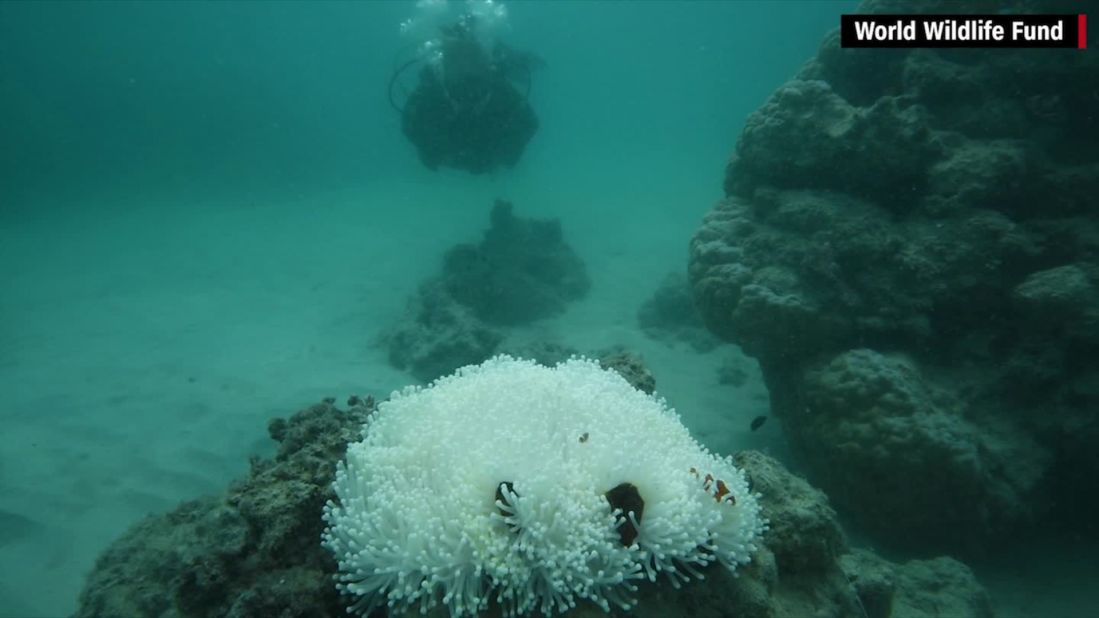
[[750, 415, 767, 431], [579, 432, 589, 443]]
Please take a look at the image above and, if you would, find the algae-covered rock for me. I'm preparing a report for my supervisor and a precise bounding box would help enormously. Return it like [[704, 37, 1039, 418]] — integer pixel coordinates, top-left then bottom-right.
[[75, 387, 992, 617]]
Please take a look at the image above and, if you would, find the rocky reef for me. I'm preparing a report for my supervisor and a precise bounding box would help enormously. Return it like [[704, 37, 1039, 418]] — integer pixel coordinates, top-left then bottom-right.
[[74, 389, 991, 618], [74, 400, 368, 618], [637, 272, 722, 353], [384, 199, 591, 382], [689, 0, 1098, 553]]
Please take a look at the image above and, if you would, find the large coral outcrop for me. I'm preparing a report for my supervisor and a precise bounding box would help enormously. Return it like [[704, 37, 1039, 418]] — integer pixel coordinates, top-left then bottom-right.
[[689, 0, 1098, 552]]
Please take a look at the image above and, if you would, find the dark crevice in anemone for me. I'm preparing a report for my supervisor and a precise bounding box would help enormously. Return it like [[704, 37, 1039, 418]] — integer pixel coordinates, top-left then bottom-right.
[[604, 482, 644, 546]]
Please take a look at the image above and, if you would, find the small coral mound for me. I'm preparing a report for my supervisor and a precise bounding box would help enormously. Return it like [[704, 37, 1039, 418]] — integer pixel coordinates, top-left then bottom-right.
[[384, 200, 590, 382], [322, 356, 766, 617], [637, 271, 721, 353]]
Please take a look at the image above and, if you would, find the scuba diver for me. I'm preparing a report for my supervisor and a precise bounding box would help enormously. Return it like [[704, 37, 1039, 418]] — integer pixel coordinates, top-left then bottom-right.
[[390, 14, 540, 174]]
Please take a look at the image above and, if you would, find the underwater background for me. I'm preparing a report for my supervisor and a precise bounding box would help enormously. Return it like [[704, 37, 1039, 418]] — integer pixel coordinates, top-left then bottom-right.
[[1, 1, 1097, 617]]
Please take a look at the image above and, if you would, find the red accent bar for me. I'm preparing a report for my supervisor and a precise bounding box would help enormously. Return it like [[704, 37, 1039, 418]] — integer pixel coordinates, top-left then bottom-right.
[[1080, 14, 1087, 49]]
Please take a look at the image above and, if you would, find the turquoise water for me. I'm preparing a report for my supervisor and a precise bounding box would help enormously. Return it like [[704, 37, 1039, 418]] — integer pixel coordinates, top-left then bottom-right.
[[2, 0, 845, 206], [3, 2, 1093, 617], [0, 3, 843, 614]]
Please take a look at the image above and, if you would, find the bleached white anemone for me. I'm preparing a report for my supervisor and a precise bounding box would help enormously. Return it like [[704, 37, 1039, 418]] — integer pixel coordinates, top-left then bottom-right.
[[323, 356, 765, 617]]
